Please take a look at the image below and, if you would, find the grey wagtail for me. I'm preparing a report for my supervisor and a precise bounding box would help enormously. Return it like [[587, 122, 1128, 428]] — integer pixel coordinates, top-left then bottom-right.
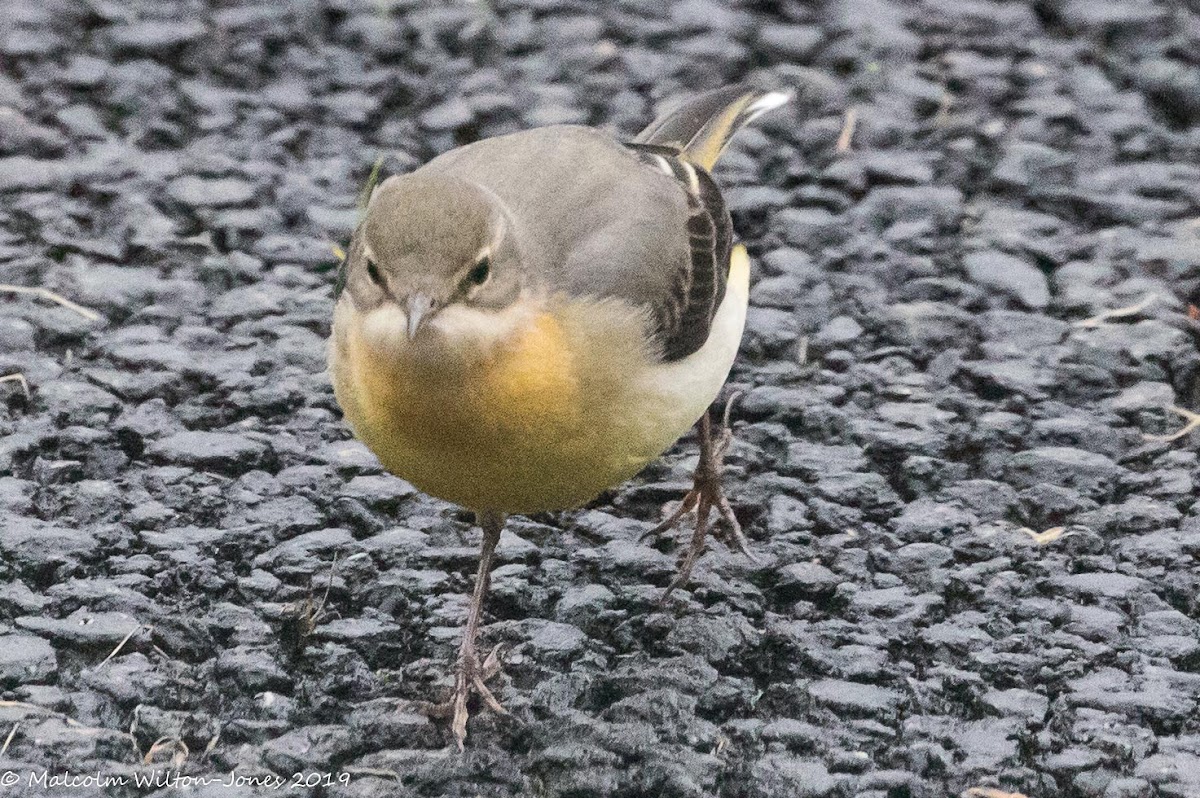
[[328, 84, 790, 748]]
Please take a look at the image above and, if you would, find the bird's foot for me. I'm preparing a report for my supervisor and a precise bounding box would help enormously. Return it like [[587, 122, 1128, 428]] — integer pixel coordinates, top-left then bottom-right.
[[645, 397, 755, 602], [421, 643, 506, 750]]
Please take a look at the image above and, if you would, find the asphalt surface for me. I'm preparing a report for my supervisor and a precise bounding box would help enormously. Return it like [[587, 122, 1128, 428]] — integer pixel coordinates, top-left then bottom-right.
[[2, 0, 1200, 796]]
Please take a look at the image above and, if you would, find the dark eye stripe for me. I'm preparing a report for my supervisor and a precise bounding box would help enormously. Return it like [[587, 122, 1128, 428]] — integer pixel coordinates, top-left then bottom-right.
[[366, 258, 384, 286], [468, 256, 490, 286]]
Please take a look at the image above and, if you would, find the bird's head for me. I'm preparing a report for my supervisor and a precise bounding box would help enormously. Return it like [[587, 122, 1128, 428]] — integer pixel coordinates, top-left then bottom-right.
[[340, 173, 526, 357]]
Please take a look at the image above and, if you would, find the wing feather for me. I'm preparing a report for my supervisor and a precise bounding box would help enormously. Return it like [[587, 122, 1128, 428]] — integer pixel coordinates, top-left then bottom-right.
[[626, 143, 733, 361]]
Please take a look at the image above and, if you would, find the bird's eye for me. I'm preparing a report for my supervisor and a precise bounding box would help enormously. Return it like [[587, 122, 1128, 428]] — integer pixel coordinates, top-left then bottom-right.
[[467, 256, 491, 286], [366, 258, 384, 286]]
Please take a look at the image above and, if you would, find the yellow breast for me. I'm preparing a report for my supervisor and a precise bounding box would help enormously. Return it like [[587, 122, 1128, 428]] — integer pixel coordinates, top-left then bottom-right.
[[328, 248, 749, 514], [332, 302, 637, 512]]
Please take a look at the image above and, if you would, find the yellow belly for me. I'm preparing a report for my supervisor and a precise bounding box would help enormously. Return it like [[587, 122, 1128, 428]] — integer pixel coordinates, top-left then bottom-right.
[[339, 311, 628, 512], [329, 248, 750, 514]]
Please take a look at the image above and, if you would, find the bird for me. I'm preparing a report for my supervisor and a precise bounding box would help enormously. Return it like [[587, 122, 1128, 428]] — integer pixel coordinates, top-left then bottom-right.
[[327, 84, 791, 749]]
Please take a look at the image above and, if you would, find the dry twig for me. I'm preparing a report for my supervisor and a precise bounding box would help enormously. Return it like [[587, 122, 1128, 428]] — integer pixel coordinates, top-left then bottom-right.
[[836, 106, 858, 153], [284, 552, 341, 651], [0, 283, 101, 321], [1, 699, 131, 753], [1144, 406, 1200, 443], [1, 723, 17, 756], [143, 736, 189, 767], [1019, 526, 1073, 545], [0, 701, 50, 714], [1075, 293, 1158, 328], [202, 726, 221, 758], [0, 373, 30, 399], [95, 624, 150, 669]]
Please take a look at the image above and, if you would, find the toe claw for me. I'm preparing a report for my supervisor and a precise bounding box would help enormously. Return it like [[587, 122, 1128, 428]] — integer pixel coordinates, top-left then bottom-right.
[[645, 406, 755, 599], [714, 497, 755, 559], [450, 684, 470, 751], [644, 491, 699, 540], [435, 642, 508, 750], [657, 577, 687, 607], [416, 699, 452, 720], [481, 644, 504, 680], [473, 673, 508, 715]]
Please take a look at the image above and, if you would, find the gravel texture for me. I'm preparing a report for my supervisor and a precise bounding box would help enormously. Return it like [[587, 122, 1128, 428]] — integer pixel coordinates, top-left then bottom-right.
[[2, 1, 1200, 796]]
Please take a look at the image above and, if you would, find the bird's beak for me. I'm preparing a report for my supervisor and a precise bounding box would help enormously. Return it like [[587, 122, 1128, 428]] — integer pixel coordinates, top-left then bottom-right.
[[406, 293, 435, 340]]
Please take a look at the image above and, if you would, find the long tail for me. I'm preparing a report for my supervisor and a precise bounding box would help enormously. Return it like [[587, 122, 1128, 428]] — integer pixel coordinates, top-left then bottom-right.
[[632, 85, 793, 172]]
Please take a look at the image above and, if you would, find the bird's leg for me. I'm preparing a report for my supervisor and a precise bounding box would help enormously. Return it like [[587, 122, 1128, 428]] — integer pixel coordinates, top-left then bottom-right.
[[648, 396, 753, 601], [443, 510, 508, 749]]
